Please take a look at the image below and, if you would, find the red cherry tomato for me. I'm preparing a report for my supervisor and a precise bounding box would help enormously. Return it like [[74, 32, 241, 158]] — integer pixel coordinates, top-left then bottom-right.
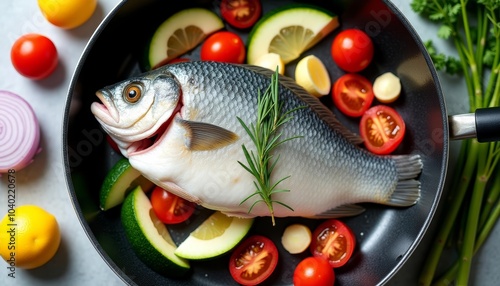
[[293, 257, 335, 286], [310, 219, 356, 268], [332, 73, 375, 117], [359, 105, 406, 155], [201, 31, 246, 64], [229, 235, 278, 285], [331, 29, 374, 72], [11, 34, 58, 80], [220, 0, 262, 29], [150, 186, 196, 224]]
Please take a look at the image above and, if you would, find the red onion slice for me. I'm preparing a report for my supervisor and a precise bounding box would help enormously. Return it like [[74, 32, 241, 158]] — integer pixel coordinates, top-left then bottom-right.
[[0, 90, 41, 173]]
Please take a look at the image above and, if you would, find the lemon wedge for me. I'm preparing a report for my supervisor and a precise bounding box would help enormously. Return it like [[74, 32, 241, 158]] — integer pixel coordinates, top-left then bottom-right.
[[247, 5, 339, 65], [254, 53, 285, 74], [174, 211, 253, 260], [148, 8, 223, 69], [295, 55, 331, 97]]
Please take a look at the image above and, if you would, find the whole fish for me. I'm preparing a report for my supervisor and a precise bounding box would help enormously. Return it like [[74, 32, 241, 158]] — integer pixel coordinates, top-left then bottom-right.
[[91, 61, 422, 219]]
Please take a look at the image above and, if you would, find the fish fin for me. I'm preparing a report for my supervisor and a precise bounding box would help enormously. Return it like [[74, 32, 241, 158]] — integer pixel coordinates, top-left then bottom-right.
[[222, 211, 256, 219], [309, 204, 365, 219], [242, 64, 363, 145], [384, 154, 423, 206], [160, 181, 202, 205], [176, 118, 239, 151]]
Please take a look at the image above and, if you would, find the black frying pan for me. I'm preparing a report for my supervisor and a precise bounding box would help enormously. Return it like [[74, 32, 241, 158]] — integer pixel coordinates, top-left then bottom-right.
[[62, 0, 498, 285]]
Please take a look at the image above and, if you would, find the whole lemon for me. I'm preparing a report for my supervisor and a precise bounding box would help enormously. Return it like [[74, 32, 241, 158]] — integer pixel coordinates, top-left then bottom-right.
[[38, 0, 97, 29], [0, 205, 61, 269]]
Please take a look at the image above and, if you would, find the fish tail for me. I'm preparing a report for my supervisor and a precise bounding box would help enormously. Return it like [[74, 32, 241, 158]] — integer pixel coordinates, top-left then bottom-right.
[[385, 154, 423, 206]]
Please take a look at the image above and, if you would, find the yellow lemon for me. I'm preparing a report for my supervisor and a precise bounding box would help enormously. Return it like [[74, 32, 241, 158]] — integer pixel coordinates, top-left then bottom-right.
[[295, 55, 331, 97], [0, 205, 61, 269], [38, 0, 97, 29], [254, 53, 285, 75]]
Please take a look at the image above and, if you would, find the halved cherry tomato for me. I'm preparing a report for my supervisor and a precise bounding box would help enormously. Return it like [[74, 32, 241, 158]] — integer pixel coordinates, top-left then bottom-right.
[[11, 34, 58, 80], [201, 31, 246, 64], [332, 73, 374, 117], [229, 235, 278, 285], [220, 0, 262, 29], [331, 29, 374, 72], [293, 256, 335, 286], [359, 105, 406, 155], [150, 186, 196, 224], [310, 219, 356, 268]]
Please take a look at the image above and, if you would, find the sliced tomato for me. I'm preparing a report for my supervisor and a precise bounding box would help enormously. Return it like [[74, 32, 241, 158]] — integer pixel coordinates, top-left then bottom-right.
[[229, 235, 278, 285], [360, 105, 406, 155], [220, 0, 262, 29], [200, 31, 246, 64], [310, 219, 356, 268], [332, 73, 374, 117], [150, 186, 196, 224], [293, 256, 335, 286]]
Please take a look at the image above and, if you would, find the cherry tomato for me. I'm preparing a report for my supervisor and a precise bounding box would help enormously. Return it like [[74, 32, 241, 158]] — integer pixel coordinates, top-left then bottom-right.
[[220, 0, 262, 29], [332, 73, 374, 117], [38, 0, 97, 29], [201, 31, 246, 64], [359, 105, 406, 155], [293, 257, 335, 286], [310, 219, 356, 268], [150, 186, 196, 224], [229, 235, 278, 285], [11, 34, 58, 80], [331, 29, 374, 72]]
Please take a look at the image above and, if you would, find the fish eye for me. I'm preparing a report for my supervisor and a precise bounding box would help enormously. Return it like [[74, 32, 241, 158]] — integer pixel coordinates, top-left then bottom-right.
[[123, 83, 142, 103]]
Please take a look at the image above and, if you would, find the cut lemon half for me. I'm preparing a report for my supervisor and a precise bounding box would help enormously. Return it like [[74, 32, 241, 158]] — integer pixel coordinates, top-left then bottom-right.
[[148, 8, 224, 69], [247, 5, 339, 65], [174, 211, 253, 260], [121, 187, 190, 276], [295, 55, 331, 97]]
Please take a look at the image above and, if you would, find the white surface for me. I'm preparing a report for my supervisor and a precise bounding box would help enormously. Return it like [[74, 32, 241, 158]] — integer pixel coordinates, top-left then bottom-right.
[[0, 0, 497, 285]]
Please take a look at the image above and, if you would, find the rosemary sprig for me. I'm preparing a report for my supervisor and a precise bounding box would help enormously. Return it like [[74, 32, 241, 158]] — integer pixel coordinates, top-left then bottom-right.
[[237, 69, 303, 226]]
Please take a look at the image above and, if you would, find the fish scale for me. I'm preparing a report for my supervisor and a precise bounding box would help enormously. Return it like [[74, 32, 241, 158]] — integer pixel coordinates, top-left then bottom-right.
[[91, 61, 422, 218]]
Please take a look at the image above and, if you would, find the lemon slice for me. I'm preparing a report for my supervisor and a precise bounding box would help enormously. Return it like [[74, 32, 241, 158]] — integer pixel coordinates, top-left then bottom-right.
[[295, 55, 331, 97], [148, 8, 224, 69], [247, 5, 339, 65], [174, 211, 254, 260], [121, 187, 190, 276]]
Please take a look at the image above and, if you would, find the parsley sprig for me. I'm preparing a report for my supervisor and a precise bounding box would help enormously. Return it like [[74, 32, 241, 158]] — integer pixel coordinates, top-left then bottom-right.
[[237, 69, 303, 226], [411, 1, 500, 285]]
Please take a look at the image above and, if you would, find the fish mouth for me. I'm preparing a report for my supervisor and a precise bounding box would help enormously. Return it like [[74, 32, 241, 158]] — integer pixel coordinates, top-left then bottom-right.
[[127, 99, 183, 156], [91, 90, 120, 125]]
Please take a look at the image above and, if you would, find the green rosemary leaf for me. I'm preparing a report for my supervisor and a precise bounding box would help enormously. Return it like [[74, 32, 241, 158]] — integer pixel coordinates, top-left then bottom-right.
[[237, 68, 303, 225]]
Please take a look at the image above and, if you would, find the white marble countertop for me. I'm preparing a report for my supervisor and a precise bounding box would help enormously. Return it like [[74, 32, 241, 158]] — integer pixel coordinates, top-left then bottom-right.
[[0, 0, 498, 285]]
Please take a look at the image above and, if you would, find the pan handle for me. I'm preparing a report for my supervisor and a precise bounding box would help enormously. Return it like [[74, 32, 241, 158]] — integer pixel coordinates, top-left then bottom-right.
[[449, 107, 500, 142]]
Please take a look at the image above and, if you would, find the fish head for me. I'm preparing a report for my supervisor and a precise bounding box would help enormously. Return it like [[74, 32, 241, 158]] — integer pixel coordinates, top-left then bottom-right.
[[91, 70, 182, 156]]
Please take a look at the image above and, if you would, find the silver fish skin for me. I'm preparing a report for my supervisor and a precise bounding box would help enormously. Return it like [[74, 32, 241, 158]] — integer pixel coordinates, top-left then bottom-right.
[[91, 61, 422, 219]]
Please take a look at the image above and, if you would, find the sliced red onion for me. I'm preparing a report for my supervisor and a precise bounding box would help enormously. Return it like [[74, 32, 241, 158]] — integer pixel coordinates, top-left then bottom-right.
[[0, 90, 41, 173]]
